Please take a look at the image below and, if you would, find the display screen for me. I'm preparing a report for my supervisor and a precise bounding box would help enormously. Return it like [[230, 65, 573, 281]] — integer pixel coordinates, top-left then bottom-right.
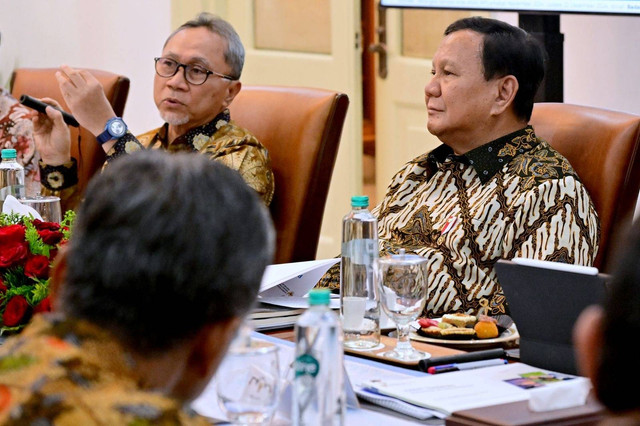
[[379, 0, 640, 16]]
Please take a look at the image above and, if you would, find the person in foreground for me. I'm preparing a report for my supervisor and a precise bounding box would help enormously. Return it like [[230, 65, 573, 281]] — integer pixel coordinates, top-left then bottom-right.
[[574, 222, 640, 425], [35, 12, 274, 211], [0, 150, 274, 424], [320, 16, 600, 317]]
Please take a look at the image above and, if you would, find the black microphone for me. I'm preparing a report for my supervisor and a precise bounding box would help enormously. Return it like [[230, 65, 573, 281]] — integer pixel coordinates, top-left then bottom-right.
[[19, 95, 79, 127]]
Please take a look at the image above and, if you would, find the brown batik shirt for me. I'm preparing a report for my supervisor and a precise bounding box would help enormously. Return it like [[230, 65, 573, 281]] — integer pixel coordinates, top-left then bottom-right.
[[320, 126, 600, 317], [40, 109, 274, 210], [0, 314, 209, 425]]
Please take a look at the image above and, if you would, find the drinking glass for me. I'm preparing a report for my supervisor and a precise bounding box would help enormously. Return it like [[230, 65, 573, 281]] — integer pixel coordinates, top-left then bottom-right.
[[216, 338, 280, 425], [18, 195, 62, 223], [375, 249, 430, 361]]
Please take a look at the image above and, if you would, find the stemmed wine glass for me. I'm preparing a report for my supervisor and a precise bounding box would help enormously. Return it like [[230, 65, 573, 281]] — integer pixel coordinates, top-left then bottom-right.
[[375, 249, 430, 361], [216, 336, 280, 425]]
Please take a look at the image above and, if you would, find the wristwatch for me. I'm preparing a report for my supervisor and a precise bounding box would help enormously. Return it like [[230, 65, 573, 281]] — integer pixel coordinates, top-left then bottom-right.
[[97, 117, 127, 144]]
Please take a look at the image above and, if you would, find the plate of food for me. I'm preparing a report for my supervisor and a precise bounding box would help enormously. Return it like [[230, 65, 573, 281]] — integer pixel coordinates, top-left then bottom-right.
[[409, 313, 519, 349]]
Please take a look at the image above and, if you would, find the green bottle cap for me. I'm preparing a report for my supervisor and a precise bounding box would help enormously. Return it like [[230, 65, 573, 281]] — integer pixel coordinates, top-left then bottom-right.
[[1, 149, 17, 159], [308, 288, 331, 306], [351, 195, 369, 208]]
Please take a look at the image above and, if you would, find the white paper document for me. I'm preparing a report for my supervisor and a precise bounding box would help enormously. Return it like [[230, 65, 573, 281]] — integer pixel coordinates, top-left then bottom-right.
[[362, 362, 579, 416], [258, 258, 339, 302]]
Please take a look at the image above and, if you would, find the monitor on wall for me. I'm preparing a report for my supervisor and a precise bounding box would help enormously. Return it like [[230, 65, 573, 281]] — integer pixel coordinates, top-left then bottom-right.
[[379, 0, 640, 16]]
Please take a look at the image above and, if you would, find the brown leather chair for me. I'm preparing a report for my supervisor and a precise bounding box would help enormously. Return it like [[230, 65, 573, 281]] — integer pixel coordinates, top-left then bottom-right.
[[229, 85, 349, 264], [530, 103, 640, 273], [10, 68, 130, 196]]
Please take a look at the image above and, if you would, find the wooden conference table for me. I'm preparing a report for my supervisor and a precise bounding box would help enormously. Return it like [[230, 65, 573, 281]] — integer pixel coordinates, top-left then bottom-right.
[[264, 328, 605, 425]]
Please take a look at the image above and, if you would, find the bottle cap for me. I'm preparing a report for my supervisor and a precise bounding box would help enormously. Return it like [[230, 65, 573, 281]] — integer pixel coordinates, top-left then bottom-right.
[[1, 149, 17, 159], [308, 288, 331, 306], [351, 195, 369, 208]]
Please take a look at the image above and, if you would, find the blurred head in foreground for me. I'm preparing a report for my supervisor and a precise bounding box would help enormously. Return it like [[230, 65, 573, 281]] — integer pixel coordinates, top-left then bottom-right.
[[58, 150, 274, 400], [574, 221, 640, 417]]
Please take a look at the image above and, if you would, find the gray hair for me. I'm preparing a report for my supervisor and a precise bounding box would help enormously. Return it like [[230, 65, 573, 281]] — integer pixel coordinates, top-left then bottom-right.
[[166, 12, 245, 80], [62, 150, 274, 353]]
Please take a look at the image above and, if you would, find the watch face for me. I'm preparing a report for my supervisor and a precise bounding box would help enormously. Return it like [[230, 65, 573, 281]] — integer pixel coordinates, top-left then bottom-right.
[[109, 120, 126, 137]]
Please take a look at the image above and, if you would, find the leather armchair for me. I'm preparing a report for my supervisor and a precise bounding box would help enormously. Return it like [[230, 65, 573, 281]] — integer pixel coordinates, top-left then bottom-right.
[[229, 85, 349, 264], [10, 68, 130, 196], [530, 103, 640, 273]]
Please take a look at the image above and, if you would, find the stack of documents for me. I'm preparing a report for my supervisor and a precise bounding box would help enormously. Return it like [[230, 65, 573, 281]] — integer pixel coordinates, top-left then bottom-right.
[[249, 258, 339, 331], [247, 304, 305, 330], [361, 362, 582, 417]]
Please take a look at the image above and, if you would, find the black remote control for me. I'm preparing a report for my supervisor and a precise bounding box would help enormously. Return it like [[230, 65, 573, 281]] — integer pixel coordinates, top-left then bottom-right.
[[19, 95, 79, 127]]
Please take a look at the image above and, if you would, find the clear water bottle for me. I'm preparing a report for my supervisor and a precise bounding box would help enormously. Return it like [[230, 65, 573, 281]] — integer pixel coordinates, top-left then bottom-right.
[[293, 289, 345, 426], [0, 149, 25, 210], [340, 195, 380, 349]]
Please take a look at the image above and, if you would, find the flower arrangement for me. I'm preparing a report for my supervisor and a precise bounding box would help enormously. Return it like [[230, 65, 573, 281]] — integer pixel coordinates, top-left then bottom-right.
[[0, 210, 74, 334]]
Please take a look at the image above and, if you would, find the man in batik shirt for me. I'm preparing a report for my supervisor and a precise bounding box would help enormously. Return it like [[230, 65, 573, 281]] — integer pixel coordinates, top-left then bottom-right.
[[320, 17, 599, 317], [34, 13, 273, 212], [0, 150, 274, 424], [0, 88, 42, 196]]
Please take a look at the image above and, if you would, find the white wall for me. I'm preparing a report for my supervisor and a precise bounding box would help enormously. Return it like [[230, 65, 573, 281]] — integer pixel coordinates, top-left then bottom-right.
[[2, 5, 638, 130], [0, 0, 172, 132], [492, 11, 640, 220], [492, 11, 640, 116]]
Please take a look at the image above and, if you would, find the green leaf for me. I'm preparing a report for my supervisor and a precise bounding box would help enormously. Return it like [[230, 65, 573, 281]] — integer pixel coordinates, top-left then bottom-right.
[[0, 212, 24, 226], [3, 268, 29, 289], [30, 280, 50, 305], [60, 210, 76, 240]]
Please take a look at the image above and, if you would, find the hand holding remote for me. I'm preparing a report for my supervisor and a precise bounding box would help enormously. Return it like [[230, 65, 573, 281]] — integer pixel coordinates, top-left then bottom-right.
[[20, 95, 79, 127]]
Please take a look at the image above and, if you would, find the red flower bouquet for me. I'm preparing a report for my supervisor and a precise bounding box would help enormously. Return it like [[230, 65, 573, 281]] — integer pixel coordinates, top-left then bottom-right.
[[0, 211, 74, 334]]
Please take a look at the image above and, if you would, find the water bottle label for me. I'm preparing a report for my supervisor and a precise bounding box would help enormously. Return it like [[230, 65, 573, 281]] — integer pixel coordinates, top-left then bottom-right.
[[294, 353, 319, 378], [342, 238, 377, 264]]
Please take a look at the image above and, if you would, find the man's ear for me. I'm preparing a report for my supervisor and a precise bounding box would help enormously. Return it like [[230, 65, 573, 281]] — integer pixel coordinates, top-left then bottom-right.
[[222, 80, 242, 109], [171, 316, 242, 401], [49, 245, 69, 310], [573, 305, 605, 384], [491, 75, 519, 116]]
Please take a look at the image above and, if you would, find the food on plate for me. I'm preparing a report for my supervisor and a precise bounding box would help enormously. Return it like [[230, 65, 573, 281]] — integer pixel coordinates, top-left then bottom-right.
[[474, 315, 499, 339], [417, 318, 439, 328], [440, 327, 476, 340], [415, 313, 514, 341], [420, 326, 443, 338], [417, 324, 476, 340], [441, 313, 477, 327]]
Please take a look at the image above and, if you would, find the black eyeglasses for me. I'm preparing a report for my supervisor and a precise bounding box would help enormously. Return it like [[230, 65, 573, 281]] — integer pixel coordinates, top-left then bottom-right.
[[154, 57, 236, 85]]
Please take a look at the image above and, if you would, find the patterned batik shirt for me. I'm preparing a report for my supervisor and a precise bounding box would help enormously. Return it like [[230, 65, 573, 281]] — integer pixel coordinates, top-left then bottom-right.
[[40, 109, 274, 210], [0, 314, 209, 425], [320, 126, 600, 317], [0, 89, 40, 196]]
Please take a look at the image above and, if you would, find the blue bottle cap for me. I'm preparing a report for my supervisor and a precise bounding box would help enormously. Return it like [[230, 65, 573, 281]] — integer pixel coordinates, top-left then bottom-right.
[[1, 149, 17, 159], [308, 288, 331, 306], [351, 195, 369, 208]]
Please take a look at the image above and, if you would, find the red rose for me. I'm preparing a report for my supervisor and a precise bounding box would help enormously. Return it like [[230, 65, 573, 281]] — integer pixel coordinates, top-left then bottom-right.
[[48, 248, 59, 261], [33, 220, 61, 231], [0, 225, 26, 244], [37, 229, 64, 246], [34, 297, 52, 314], [24, 255, 50, 279], [2, 295, 29, 327], [0, 279, 6, 293], [0, 242, 29, 268]]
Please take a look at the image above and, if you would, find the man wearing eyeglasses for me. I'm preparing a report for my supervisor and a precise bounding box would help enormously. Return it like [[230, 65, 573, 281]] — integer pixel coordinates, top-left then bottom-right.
[[34, 13, 274, 211]]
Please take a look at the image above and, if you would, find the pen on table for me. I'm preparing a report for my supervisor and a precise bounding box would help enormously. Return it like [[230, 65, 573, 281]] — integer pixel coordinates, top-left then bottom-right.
[[427, 358, 507, 374], [418, 347, 505, 372]]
